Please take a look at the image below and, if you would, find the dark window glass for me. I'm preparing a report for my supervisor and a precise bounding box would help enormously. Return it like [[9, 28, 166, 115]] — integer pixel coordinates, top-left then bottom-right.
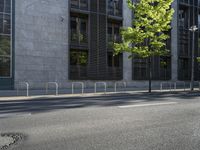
[[0, 1, 4, 12], [108, 0, 114, 15], [0, 56, 10, 77], [70, 17, 78, 42], [107, 24, 113, 43], [108, 0, 122, 16], [0, 35, 10, 56], [133, 57, 148, 80], [178, 58, 190, 80], [80, 19, 87, 43], [70, 16, 88, 43], [107, 23, 121, 47], [178, 8, 189, 29], [80, 0, 88, 9], [107, 52, 121, 67], [114, 26, 120, 42], [3, 14, 10, 34], [71, 0, 78, 8], [71, 0, 88, 9], [0, 14, 11, 34], [0, 0, 11, 78], [0, 14, 3, 33], [70, 50, 88, 66], [5, 0, 11, 13]]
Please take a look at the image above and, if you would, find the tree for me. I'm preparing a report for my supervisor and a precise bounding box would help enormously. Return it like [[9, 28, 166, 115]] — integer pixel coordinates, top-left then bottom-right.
[[114, 0, 174, 92]]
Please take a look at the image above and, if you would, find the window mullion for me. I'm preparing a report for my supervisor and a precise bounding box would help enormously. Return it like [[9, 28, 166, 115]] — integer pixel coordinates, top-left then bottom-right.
[[78, 18, 81, 43]]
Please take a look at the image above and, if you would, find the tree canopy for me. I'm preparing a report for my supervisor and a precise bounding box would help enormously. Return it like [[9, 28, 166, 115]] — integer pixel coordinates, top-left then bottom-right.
[[114, 0, 174, 58]]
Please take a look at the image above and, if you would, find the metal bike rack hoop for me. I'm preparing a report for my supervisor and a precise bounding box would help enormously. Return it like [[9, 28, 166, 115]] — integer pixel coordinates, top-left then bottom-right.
[[46, 82, 59, 95], [114, 81, 127, 92], [72, 82, 84, 94], [95, 82, 107, 93], [17, 82, 29, 97]]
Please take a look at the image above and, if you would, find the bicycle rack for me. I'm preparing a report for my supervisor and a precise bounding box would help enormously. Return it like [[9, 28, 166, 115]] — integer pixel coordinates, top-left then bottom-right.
[[199, 82, 200, 90], [17, 82, 29, 97], [174, 81, 186, 91], [190, 81, 199, 90], [95, 82, 107, 93], [114, 82, 127, 92], [46, 82, 58, 95], [160, 82, 172, 92], [72, 82, 84, 94]]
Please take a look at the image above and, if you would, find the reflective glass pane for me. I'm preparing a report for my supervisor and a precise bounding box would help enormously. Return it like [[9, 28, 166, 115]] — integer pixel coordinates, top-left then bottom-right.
[[5, 0, 11, 13], [80, 0, 88, 9], [70, 17, 78, 41], [0, 0, 4, 12], [71, 0, 78, 8], [70, 50, 88, 66], [0, 14, 3, 33], [0, 35, 10, 56], [80, 19, 87, 43], [0, 56, 10, 77], [3, 14, 11, 34]]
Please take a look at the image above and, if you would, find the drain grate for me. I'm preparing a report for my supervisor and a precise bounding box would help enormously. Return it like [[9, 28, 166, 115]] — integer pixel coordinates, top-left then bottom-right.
[[0, 133, 25, 150]]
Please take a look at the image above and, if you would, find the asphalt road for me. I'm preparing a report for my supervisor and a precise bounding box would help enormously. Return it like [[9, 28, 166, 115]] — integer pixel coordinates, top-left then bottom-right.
[[1, 93, 200, 150]]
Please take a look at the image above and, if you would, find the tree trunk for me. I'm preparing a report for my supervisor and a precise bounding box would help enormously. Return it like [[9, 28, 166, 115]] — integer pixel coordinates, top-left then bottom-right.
[[148, 57, 152, 93]]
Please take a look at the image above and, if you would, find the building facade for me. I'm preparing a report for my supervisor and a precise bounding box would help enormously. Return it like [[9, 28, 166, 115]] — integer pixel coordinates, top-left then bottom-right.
[[0, 0, 199, 90]]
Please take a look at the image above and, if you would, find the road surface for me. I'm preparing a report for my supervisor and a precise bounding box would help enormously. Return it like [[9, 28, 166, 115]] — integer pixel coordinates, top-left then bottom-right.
[[0, 93, 200, 150]]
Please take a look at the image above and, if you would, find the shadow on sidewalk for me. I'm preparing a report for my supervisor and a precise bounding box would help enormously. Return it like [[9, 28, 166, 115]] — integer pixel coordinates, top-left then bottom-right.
[[0, 92, 199, 115]]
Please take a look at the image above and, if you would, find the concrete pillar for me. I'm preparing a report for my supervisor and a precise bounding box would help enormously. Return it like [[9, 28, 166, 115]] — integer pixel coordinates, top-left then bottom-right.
[[123, 0, 132, 81], [171, 1, 178, 81], [14, 0, 69, 89]]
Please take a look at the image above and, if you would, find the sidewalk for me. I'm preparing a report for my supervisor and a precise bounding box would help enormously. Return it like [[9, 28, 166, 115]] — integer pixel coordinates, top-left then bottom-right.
[[0, 87, 199, 101]]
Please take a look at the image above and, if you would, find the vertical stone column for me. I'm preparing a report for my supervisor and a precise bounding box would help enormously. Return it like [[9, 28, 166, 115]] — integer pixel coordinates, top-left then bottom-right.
[[123, 0, 132, 81], [14, 0, 69, 89], [171, 1, 178, 81]]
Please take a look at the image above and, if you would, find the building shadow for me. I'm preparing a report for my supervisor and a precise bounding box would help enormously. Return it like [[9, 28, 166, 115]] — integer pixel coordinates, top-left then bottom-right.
[[0, 92, 199, 115]]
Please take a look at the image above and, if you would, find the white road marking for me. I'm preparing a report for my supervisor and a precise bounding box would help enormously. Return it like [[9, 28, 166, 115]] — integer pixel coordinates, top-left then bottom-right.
[[66, 104, 84, 107], [0, 113, 32, 118], [118, 102, 178, 108]]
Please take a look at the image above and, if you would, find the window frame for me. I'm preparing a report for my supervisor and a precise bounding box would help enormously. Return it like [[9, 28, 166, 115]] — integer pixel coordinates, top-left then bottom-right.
[[70, 16, 88, 44], [0, 0, 12, 79]]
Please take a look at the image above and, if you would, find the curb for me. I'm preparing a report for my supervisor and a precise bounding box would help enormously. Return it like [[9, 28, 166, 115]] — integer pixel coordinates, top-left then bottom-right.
[[0, 90, 199, 101]]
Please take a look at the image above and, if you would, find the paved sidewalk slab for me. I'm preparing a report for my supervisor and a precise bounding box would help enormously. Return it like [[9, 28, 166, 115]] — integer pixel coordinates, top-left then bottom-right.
[[0, 88, 199, 101]]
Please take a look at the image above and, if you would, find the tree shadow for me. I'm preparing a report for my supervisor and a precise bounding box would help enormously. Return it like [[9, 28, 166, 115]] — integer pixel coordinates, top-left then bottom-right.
[[0, 92, 199, 115]]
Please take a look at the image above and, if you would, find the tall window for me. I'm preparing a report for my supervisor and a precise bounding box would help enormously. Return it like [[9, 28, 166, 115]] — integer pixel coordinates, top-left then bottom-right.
[[178, 7, 189, 57], [107, 52, 122, 67], [0, 0, 11, 78], [70, 16, 88, 44], [178, 8, 189, 29], [107, 22, 121, 48], [107, 22, 122, 68], [108, 0, 122, 16], [70, 50, 88, 79], [178, 58, 190, 80]]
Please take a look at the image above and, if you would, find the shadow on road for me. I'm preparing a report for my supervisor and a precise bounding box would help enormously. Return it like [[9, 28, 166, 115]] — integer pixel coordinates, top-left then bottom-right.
[[0, 92, 199, 114]]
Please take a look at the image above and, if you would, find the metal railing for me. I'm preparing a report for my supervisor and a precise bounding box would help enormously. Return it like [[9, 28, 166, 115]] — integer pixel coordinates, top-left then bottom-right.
[[17, 82, 29, 97], [199, 82, 200, 90], [190, 81, 199, 90], [114, 81, 126, 92], [46, 82, 58, 95], [72, 82, 84, 94], [174, 81, 186, 91], [94, 82, 107, 93], [160, 82, 172, 92]]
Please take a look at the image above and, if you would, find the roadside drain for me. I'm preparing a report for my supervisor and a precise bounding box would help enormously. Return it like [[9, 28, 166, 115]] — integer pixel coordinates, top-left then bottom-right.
[[0, 133, 25, 149]]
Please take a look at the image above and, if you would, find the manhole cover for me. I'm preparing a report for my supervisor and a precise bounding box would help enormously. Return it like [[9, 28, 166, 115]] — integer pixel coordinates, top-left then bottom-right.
[[0, 133, 25, 149]]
